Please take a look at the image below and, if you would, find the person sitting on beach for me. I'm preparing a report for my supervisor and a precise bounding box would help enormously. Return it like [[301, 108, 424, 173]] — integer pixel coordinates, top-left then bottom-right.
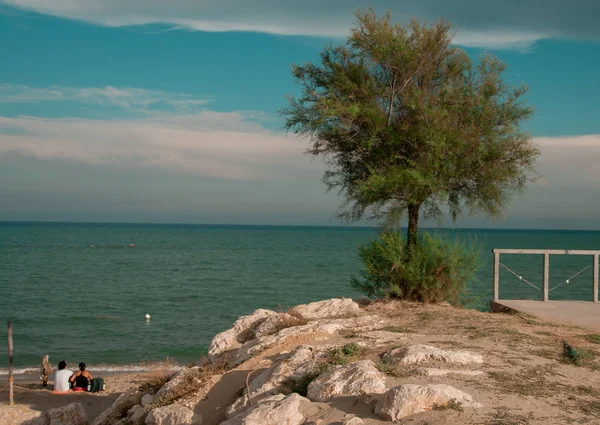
[[52, 360, 72, 394], [69, 362, 92, 391], [40, 354, 52, 387]]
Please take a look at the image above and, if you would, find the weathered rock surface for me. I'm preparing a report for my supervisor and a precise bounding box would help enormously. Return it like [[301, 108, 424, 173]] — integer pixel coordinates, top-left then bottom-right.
[[343, 414, 365, 425], [253, 313, 302, 339], [375, 384, 482, 421], [47, 403, 88, 425], [141, 394, 154, 407], [145, 404, 201, 425], [155, 367, 202, 401], [231, 315, 384, 367], [0, 405, 46, 425], [288, 298, 361, 321], [92, 390, 144, 425], [307, 360, 387, 402], [208, 309, 277, 361], [418, 368, 485, 377], [130, 406, 150, 425], [227, 345, 329, 417], [221, 393, 308, 425], [383, 345, 483, 365]]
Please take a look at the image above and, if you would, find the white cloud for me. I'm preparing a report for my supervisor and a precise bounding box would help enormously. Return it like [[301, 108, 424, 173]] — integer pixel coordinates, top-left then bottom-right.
[[3, 0, 600, 50], [0, 84, 209, 113]]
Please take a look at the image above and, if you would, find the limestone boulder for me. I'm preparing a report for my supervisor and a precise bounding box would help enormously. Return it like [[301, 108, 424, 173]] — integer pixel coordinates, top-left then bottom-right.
[[220, 393, 309, 425], [141, 394, 154, 407], [253, 313, 303, 338], [145, 405, 201, 425], [375, 384, 482, 421], [155, 367, 203, 402], [343, 414, 365, 425], [208, 309, 277, 362], [383, 345, 483, 365], [227, 345, 329, 417], [46, 403, 88, 425], [307, 360, 387, 402], [130, 406, 150, 425], [0, 405, 46, 425], [93, 390, 144, 425], [418, 368, 484, 377], [288, 298, 361, 321], [231, 315, 384, 367]]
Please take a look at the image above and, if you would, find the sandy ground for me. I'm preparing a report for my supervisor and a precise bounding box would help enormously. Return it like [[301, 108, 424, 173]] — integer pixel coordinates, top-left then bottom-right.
[[0, 372, 151, 421]]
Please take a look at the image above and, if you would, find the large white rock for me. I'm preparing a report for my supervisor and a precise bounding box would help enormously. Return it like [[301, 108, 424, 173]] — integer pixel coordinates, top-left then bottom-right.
[[231, 315, 383, 367], [288, 298, 361, 321], [130, 406, 150, 425], [307, 360, 387, 402], [220, 393, 308, 425], [383, 345, 483, 365], [227, 345, 329, 417], [47, 403, 88, 425], [375, 384, 482, 421], [155, 367, 203, 402], [145, 404, 202, 425], [93, 390, 145, 425], [0, 405, 46, 425], [253, 313, 302, 339], [343, 414, 365, 425], [208, 309, 278, 362]]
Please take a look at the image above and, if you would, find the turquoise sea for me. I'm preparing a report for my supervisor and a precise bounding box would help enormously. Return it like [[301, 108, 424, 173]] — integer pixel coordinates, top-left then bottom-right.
[[1, 222, 599, 373]]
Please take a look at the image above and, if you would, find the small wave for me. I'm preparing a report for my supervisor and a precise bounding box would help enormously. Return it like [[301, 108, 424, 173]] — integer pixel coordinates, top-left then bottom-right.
[[0, 363, 184, 376]]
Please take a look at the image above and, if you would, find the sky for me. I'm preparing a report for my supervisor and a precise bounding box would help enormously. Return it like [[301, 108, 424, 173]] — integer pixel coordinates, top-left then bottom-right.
[[0, 1, 599, 229]]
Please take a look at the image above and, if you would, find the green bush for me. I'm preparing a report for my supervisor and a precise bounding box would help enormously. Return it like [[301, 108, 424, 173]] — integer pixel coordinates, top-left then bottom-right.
[[351, 231, 479, 304]]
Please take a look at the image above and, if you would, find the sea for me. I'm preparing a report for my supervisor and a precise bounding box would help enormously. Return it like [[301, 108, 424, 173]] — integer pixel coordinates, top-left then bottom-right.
[[1, 221, 599, 375]]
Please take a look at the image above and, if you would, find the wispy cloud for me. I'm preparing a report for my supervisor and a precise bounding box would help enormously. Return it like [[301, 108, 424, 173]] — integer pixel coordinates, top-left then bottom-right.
[[3, 0, 600, 50], [0, 84, 210, 114]]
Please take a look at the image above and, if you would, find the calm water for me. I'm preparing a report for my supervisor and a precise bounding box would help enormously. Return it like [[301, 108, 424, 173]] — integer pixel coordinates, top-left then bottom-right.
[[1, 222, 599, 372]]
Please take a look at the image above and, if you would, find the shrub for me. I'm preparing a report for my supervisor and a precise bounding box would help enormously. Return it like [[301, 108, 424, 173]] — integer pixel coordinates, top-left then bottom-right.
[[351, 231, 478, 304]]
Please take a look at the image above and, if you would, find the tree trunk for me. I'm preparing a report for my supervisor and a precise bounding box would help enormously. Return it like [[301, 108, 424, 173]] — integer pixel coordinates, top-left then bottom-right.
[[406, 203, 421, 253]]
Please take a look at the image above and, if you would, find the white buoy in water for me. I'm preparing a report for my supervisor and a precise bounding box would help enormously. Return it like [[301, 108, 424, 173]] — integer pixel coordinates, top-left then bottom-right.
[[145, 314, 151, 321]]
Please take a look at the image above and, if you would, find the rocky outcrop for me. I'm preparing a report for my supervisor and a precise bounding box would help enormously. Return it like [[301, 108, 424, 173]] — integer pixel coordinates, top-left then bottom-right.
[[343, 415, 365, 425], [307, 360, 387, 402], [288, 298, 360, 321], [208, 309, 278, 362], [129, 405, 149, 425], [0, 405, 46, 425], [155, 367, 203, 402], [383, 345, 484, 365], [92, 390, 145, 425], [375, 384, 482, 421], [253, 313, 303, 339], [141, 394, 154, 407], [221, 393, 309, 425], [227, 345, 329, 417], [418, 368, 484, 377], [145, 404, 202, 425], [46, 403, 88, 425], [231, 315, 383, 367]]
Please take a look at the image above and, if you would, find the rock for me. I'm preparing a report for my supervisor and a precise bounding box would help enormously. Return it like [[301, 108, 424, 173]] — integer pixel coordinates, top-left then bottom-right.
[[383, 345, 483, 365], [46, 403, 87, 425], [155, 367, 203, 402], [92, 390, 144, 425], [418, 368, 484, 377], [288, 298, 361, 321], [145, 404, 202, 425], [130, 407, 150, 425], [307, 360, 387, 402], [129, 405, 143, 415], [343, 414, 365, 425], [208, 309, 277, 362], [141, 394, 154, 407], [220, 393, 308, 425], [253, 313, 303, 338], [231, 315, 384, 367], [375, 384, 482, 421], [0, 405, 46, 425], [227, 345, 329, 417]]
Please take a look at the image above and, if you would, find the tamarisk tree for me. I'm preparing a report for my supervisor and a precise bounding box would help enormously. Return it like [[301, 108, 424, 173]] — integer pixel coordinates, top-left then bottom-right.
[[282, 10, 539, 250]]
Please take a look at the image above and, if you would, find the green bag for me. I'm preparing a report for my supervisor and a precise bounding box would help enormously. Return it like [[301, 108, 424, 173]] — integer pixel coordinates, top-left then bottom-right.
[[90, 377, 104, 393]]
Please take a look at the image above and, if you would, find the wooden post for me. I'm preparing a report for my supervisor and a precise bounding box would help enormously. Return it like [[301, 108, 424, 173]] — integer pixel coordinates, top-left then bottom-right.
[[493, 251, 500, 301], [543, 253, 550, 302], [7, 321, 14, 406], [594, 254, 599, 303]]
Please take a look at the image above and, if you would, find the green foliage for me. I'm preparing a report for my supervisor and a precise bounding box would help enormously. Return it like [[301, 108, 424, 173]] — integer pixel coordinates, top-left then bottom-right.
[[330, 343, 364, 365], [351, 231, 478, 303], [433, 399, 464, 412], [282, 9, 538, 246]]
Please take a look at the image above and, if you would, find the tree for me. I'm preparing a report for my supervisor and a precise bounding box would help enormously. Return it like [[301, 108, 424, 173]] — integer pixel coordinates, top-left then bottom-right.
[[282, 9, 539, 250]]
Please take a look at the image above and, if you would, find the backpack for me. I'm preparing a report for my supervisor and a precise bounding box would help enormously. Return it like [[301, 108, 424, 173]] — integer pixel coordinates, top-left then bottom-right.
[[90, 377, 104, 393]]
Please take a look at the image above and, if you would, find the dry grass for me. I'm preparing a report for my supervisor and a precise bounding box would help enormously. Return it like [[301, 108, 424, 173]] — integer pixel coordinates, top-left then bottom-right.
[[137, 358, 179, 393]]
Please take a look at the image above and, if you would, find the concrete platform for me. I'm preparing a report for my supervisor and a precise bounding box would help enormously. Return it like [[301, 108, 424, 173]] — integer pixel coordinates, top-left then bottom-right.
[[491, 300, 600, 332]]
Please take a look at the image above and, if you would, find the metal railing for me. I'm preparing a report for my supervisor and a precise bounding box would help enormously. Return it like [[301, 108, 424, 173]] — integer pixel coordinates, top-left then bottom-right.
[[492, 249, 600, 302]]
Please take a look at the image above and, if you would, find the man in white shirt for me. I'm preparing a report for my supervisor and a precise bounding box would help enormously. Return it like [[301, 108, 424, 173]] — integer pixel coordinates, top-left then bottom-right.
[[53, 360, 72, 393]]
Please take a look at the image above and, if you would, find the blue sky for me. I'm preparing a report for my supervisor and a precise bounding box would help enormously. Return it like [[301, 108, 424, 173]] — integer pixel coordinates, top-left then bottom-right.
[[1, 1, 600, 228]]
